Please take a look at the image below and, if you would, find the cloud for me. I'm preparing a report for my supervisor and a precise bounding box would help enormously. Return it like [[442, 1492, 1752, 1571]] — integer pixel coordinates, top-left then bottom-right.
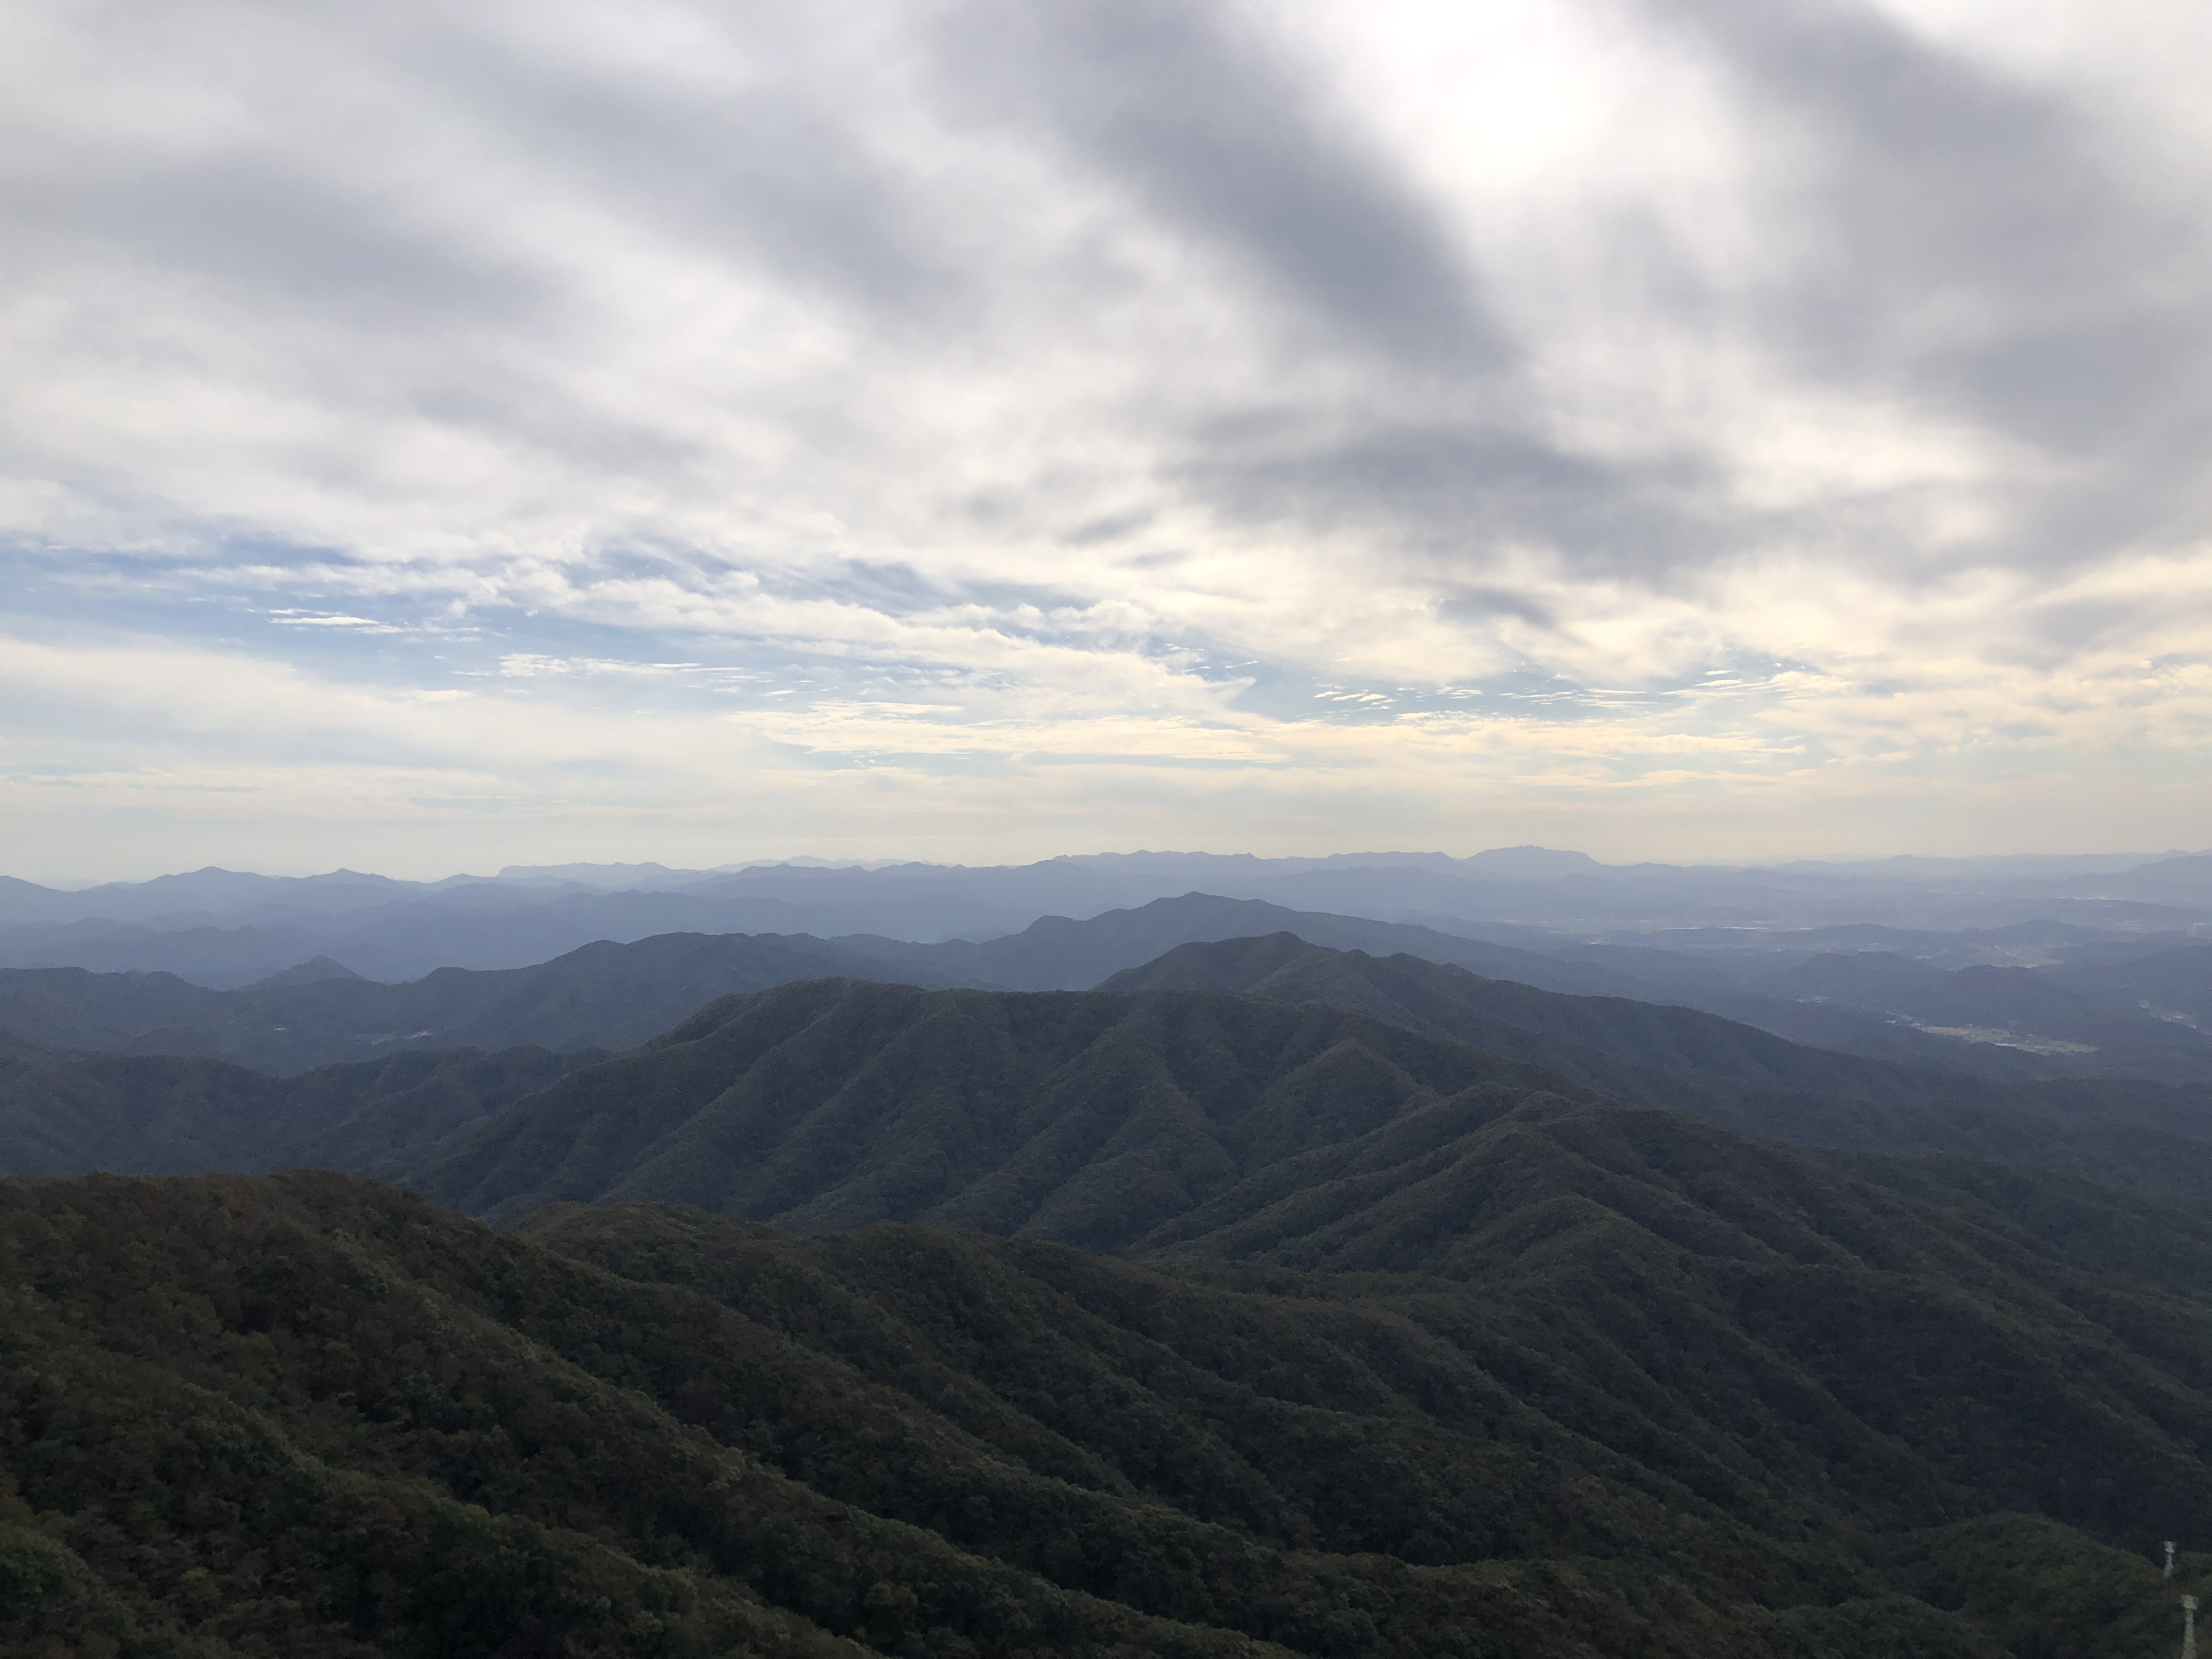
[[1, 0, 2208, 872]]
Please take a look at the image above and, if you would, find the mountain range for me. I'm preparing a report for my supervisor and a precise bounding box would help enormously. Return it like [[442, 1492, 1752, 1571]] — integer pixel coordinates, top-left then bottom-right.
[[0, 930, 935, 1075], [9, 860, 2212, 1656], [7, 848, 2209, 987], [9, 887, 2212, 1089], [11, 930, 2212, 1219]]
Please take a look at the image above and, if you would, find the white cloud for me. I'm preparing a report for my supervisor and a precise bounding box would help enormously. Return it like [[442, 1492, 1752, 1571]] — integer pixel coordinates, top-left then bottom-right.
[[2, 0, 2209, 872]]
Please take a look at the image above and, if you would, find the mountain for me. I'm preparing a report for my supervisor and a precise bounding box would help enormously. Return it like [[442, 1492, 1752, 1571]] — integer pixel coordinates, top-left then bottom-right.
[[1100, 935, 2212, 1199], [246, 953, 366, 987], [12, 850, 2208, 989], [1100, 933, 1970, 1096], [0, 889, 984, 983], [983, 902, 2212, 1086], [496, 859, 740, 889], [1456, 844, 1605, 877], [21, 942, 2212, 1229], [838, 893, 1627, 995], [399, 978, 1566, 1234], [392, 972, 2212, 1232], [8, 1137, 2212, 1655], [0, 964, 223, 1051], [0, 931, 959, 1075], [0, 865, 439, 925], [0, 899, 1642, 1077], [0, 917, 334, 988]]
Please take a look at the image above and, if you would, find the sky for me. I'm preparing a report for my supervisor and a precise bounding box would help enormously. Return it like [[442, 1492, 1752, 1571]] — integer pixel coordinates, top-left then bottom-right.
[[4, 0, 2210, 879]]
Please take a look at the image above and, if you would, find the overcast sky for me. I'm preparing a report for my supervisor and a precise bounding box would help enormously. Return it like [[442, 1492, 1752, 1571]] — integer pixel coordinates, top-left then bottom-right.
[[4, 0, 2209, 878]]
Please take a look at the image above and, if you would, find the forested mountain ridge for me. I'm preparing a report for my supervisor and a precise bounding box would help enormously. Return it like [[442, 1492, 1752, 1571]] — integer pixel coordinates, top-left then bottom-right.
[[1101, 933, 2000, 1096], [7, 1160, 2211, 1657], [12, 946, 2212, 1654], [0, 899, 1626, 1077], [393, 970, 2212, 1232], [19, 892, 2204, 1105], [1103, 936, 2212, 1203], [398, 978, 1582, 1235], [12, 942, 2212, 1223]]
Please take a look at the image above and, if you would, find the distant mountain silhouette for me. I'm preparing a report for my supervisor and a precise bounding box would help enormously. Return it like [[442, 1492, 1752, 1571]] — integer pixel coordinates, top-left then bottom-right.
[[839, 892, 1627, 994], [246, 953, 366, 988]]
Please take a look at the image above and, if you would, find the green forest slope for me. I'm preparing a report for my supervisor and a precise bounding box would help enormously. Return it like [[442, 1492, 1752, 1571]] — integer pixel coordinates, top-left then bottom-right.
[[393, 976, 2212, 1232], [397, 980, 1610, 1234], [6, 1164, 2210, 1657]]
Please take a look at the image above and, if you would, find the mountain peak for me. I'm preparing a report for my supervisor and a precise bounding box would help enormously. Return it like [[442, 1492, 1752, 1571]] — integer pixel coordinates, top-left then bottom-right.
[[246, 955, 366, 988], [1460, 845, 1603, 877]]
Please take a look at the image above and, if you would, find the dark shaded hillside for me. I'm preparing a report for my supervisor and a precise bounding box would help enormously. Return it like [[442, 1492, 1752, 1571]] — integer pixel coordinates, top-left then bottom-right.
[[1100, 934, 1971, 1097], [402, 978, 1577, 1235], [0, 1173, 1259, 1659], [8, 1167, 2212, 1656], [0, 1033, 586, 1178], [533, 1140, 2212, 1562], [1103, 937, 2212, 1204], [0, 965, 224, 1052], [0, 931, 956, 1075], [924, 901, 2208, 1085]]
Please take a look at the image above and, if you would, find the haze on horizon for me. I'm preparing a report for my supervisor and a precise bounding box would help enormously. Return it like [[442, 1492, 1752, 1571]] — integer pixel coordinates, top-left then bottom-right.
[[4, 0, 2210, 882]]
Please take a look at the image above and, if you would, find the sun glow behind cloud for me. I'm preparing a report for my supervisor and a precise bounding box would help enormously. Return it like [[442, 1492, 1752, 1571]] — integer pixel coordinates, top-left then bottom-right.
[[2, 0, 2208, 877]]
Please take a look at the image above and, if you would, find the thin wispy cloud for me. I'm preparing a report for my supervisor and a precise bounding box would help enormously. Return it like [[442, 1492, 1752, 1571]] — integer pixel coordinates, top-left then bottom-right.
[[3, 0, 2207, 875]]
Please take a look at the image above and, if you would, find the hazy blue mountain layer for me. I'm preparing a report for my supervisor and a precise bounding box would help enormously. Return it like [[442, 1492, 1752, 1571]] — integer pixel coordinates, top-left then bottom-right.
[[6, 848, 2207, 984], [0, 931, 954, 1074], [1514, 934, 2212, 1084], [0, 897, 1650, 1074], [834, 892, 1625, 995]]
